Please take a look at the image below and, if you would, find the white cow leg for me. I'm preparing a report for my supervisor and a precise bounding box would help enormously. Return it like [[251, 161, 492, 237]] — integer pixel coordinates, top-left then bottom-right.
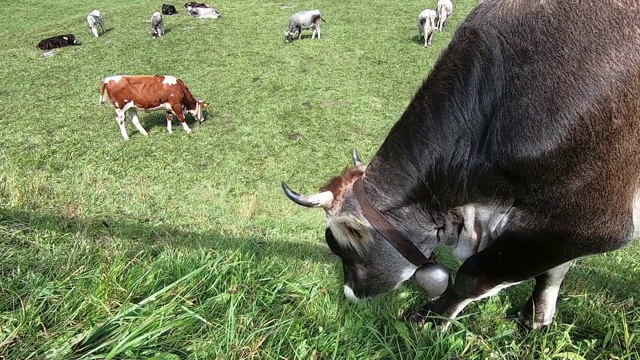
[[317, 26, 321, 39], [518, 261, 573, 329], [91, 27, 99, 37], [116, 110, 129, 140], [181, 121, 192, 134], [127, 108, 148, 136], [166, 113, 174, 134]]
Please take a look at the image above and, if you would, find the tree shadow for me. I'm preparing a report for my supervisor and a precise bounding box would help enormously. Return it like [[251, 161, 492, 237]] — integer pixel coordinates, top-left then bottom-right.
[[0, 207, 332, 265]]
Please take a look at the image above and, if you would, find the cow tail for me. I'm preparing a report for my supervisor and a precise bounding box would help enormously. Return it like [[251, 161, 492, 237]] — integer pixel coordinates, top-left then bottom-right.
[[321, 16, 326, 23], [99, 82, 108, 104]]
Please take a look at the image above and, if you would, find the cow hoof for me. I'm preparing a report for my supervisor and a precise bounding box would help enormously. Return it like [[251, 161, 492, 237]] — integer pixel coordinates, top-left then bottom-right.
[[517, 310, 553, 330]]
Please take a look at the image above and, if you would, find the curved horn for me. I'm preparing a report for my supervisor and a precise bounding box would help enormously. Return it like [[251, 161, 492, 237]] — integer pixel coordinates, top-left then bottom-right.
[[281, 182, 334, 208], [352, 148, 364, 168]]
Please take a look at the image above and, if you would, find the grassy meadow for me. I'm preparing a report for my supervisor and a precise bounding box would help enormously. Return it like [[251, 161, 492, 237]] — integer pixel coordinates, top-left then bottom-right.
[[1, 0, 639, 358]]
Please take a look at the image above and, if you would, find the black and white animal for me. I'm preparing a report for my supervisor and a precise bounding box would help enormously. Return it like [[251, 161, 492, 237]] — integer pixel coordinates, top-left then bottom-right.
[[150, 12, 165, 38], [187, 6, 221, 19], [86, 10, 106, 37], [418, 9, 437, 47], [282, 0, 640, 330], [162, 4, 178, 15], [436, 0, 453, 31], [284, 10, 324, 43], [36, 34, 80, 50], [184, 2, 210, 11]]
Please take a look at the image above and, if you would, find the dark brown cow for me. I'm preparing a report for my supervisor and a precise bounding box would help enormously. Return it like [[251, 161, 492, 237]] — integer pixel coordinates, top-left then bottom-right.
[[283, 0, 640, 330], [99, 75, 209, 139]]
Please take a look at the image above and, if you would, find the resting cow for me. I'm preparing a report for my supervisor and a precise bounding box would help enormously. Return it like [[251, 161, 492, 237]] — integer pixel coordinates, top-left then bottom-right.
[[188, 6, 221, 19], [284, 10, 324, 43], [86, 10, 106, 37], [37, 34, 80, 50], [184, 2, 210, 11], [418, 9, 437, 47], [282, 0, 640, 330], [99, 75, 209, 140], [436, 0, 453, 31], [162, 4, 178, 15]]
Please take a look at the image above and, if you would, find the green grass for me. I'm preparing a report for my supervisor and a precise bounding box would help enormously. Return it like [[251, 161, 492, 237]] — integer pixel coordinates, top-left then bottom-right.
[[1, 0, 639, 358]]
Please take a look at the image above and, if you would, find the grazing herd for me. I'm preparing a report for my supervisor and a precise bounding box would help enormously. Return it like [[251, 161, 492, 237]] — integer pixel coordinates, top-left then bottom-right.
[[27, 0, 640, 332], [34, 1, 456, 139]]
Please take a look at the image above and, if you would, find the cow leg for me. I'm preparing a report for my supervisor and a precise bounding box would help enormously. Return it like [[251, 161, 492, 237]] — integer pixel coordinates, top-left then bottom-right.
[[416, 228, 629, 328], [518, 261, 572, 329], [317, 25, 321, 39], [91, 26, 99, 37], [426, 30, 433, 46], [115, 110, 129, 140], [126, 108, 148, 136], [166, 112, 174, 134], [170, 104, 192, 134]]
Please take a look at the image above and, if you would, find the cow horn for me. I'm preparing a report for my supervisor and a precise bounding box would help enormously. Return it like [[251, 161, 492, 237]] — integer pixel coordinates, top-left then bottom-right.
[[352, 148, 364, 168], [281, 182, 334, 208]]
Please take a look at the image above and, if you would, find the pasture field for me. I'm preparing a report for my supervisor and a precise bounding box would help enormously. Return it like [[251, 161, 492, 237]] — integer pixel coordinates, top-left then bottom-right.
[[1, 0, 639, 359]]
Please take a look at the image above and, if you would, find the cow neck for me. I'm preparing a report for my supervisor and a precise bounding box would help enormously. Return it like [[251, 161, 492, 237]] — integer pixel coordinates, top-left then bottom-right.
[[353, 177, 434, 266]]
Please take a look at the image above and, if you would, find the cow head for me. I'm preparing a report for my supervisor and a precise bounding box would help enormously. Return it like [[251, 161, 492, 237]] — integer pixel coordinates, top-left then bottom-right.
[[284, 30, 294, 43], [64, 34, 80, 45], [189, 100, 209, 123], [282, 150, 421, 300]]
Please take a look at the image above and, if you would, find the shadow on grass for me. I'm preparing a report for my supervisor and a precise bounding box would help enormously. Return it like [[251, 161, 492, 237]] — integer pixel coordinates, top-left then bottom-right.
[[140, 110, 210, 134], [0, 207, 332, 265]]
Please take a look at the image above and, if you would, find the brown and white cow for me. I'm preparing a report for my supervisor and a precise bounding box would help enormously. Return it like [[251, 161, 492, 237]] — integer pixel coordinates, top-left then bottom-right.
[[99, 75, 209, 139]]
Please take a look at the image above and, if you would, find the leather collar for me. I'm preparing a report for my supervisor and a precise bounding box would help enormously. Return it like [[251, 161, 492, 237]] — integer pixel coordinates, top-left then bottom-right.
[[352, 177, 434, 266]]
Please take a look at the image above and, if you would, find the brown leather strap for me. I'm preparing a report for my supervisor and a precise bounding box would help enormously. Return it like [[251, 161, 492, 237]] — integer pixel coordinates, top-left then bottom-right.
[[353, 178, 434, 266]]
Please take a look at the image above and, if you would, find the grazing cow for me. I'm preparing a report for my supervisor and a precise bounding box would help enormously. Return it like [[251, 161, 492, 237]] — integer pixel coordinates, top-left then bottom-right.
[[150, 12, 165, 38], [282, 0, 640, 330], [86, 10, 106, 37], [188, 6, 221, 19], [418, 9, 437, 47], [36, 34, 80, 50], [436, 0, 453, 31], [99, 75, 209, 139], [162, 4, 178, 15], [284, 10, 324, 43]]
